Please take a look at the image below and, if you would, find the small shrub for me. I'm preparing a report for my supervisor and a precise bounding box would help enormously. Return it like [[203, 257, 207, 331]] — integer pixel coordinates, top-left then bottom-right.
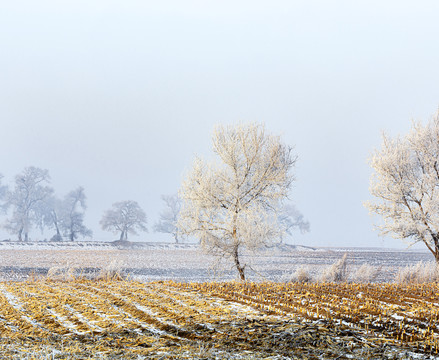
[[292, 265, 312, 283], [394, 261, 439, 284], [353, 263, 381, 283], [95, 260, 126, 281], [320, 253, 348, 283]]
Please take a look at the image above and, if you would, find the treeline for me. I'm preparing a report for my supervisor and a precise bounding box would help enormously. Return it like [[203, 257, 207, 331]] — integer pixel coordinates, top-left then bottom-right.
[[0, 167, 91, 242], [0, 166, 309, 244], [0, 167, 156, 242]]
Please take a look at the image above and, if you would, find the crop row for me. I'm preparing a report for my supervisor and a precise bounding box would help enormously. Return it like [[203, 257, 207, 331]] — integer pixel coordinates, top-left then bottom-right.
[[170, 281, 439, 353], [0, 280, 437, 359]]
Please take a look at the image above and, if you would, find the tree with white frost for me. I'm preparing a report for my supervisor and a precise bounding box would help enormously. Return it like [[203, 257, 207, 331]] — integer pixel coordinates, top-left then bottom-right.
[[178, 123, 296, 280], [153, 194, 183, 243], [37, 187, 92, 241], [100, 200, 147, 241], [366, 110, 439, 263], [61, 187, 92, 241], [4, 167, 53, 241]]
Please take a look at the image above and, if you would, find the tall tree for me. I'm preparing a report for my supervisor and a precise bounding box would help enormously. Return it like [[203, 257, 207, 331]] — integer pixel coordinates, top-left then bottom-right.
[[366, 110, 439, 263], [4, 167, 53, 241], [61, 187, 92, 241], [153, 194, 183, 243], [100, 200, 147, 241], [37, 188, 92, 241], [37, 194, 63, 241], [178, 123, 296, 280]]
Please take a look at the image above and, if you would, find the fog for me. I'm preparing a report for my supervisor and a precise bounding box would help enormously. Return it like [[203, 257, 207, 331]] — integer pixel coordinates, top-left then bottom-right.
[[1, 1, 439, 247]]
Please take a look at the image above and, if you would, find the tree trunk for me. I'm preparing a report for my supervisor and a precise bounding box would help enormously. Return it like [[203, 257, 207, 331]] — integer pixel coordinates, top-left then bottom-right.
[[174, 232, 179, 244], [431, 234, 439, 264], [55, 225, 61, 238], [24, 232, 29, 242], [233, 245, 245, 281], [119, 230, 125, 241], [18, 227, 23, 242]]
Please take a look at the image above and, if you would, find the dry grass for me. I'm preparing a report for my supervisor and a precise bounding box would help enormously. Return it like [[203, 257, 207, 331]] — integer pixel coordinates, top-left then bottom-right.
[[395, 261, 439, 284], [319, 253, 348, 282], [353, 263, 381, 283], [46, 266, 77, 281], [291, 265, 312, 283]]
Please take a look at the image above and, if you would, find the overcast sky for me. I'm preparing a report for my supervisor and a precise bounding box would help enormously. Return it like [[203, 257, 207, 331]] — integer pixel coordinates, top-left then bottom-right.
[[1, 1, 439, 248]]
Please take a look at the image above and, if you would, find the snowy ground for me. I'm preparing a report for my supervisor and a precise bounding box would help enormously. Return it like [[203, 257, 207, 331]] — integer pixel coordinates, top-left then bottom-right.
[[0, 241, 432, 282]]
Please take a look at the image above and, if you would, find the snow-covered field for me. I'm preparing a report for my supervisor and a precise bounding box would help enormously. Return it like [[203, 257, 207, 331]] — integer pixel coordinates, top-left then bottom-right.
[[0, 241, 433, 282]]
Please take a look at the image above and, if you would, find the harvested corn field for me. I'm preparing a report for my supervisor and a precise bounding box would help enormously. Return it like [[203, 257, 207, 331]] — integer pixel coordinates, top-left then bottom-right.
[[0, 280, 438, 359]]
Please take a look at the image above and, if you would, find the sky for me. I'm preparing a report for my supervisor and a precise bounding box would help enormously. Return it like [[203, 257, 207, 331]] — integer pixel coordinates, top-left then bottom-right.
[[1, 0, 439, 248]]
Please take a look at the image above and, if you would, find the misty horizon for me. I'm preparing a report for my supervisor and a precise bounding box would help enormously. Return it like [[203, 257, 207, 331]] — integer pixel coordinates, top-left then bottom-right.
[[1, 1, 439, 249]]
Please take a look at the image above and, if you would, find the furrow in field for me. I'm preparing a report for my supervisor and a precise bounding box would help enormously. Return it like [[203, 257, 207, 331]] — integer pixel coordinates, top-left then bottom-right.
[[74, 281, 195, 341], [0, 283, 56, 337]]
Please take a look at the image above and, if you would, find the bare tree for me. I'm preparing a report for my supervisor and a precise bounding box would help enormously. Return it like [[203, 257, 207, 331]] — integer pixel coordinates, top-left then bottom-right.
[[37, 187, 92, 241], [37, 194, 63, 241], [100, 200, 147, 241], [4, 167, 53, 241], [278, 203, 310, 243], [178, 123, 296, 280], [366, 110, 439, 263], [153, 194, 183, 243], [60, 187, 92, 241]]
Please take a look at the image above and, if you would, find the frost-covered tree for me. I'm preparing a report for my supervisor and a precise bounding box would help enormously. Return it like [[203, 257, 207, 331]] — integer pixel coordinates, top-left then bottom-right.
[[278, 203, 310, 243], [37, 187, 92, 241], [38, 187, 92, 241], [61, 187, 92, 241], [153, 194, 183, 243], [178, 123, 296, 280], [4, 167, 53, 241], [100, 200, 147, 241], [366, 110, 439, 263], [37, 195, 63, 241]]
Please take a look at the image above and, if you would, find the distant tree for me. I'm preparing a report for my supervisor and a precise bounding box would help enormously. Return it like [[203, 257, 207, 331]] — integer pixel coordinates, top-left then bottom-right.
[[178, 123, 296, 281], [366, 110, 439, 263], [278, 203, 310, 243], [153, 194, 183, 243], [37, 194, 63, 241], [61, 187, 92, 241], [100, 200, 147, 241], [4, 167, 53, 241]]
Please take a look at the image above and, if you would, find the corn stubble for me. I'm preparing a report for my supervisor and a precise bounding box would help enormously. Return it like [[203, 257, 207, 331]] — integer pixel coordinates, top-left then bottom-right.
[[0, 279, 438, 359]]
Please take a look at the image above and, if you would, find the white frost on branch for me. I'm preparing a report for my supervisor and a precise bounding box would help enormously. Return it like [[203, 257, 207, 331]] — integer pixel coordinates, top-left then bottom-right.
[[178, 122, 296, 280], [366, 110, 439, 262], [153, 194, 183, 243], [100, 200, 147, 241]]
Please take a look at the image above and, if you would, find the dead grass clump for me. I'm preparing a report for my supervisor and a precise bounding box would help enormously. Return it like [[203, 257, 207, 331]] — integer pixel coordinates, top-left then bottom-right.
[[353, 263, 381, 283], [292, 266, 312, 283], [46, 266, 77, 281], [320, 253, 348, 283], [95, 260, 126, 281], [394, 261, 439, 284]]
